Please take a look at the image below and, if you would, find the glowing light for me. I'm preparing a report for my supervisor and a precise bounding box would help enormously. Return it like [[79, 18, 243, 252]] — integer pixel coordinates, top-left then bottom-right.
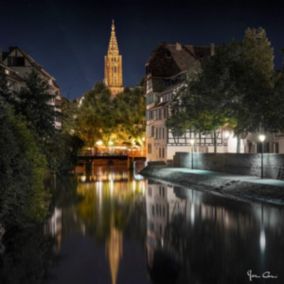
[[260, 227, 266, 253], [96, 140, 103, 146], [223, 130, 231, 139], [259, 134, 266, 143], [191, 204, 195, 225], [108, 140, 114, 146], [80, 175, 86, 182], [190, 139, 195, 145]]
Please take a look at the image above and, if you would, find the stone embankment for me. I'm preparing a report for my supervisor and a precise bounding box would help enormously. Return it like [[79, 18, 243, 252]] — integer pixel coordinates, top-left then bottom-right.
[[140, 165, 284, 205]]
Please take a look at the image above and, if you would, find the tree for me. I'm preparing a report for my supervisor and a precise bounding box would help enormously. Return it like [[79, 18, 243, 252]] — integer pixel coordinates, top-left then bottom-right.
[[15, 70, 58, 140], [113, 87, 145, 145], [75, 82, 115, 148], [167, 27, 279, 152], [0, 104, 49, 227], [75, 83, 145, 149]]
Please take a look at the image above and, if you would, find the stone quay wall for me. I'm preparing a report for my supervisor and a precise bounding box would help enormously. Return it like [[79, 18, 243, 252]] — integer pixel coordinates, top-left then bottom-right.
[[173, 152, 284, 179]]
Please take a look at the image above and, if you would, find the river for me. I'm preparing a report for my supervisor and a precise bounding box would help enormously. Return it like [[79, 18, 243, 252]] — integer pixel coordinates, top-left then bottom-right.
[[1, 164, 284, 284]]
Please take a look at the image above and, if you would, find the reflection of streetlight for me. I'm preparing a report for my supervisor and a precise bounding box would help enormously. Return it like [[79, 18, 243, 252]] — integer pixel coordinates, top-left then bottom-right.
[[96, 140, 103, 146], [259, 134, 266, 179], [260, 204, 266, 255], [190, 139, 195, 169]]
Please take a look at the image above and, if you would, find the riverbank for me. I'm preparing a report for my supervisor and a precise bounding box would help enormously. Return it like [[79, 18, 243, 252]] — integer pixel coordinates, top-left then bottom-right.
[[140, 165, 284, 205]]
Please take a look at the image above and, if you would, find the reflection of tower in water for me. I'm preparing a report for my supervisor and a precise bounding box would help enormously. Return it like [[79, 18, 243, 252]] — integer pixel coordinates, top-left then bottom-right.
[[106, 220, 123, 284]]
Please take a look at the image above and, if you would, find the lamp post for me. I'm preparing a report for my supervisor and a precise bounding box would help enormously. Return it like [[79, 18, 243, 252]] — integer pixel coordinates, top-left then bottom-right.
[[190, 139, 195, 169], [258, 134, 266, 179]]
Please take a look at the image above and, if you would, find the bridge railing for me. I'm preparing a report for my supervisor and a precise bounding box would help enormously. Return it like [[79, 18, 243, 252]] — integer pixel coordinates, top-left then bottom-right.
[[79, 148, 146, 158]]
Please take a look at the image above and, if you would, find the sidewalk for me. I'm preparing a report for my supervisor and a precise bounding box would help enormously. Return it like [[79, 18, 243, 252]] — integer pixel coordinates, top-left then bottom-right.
[[140, 166, 284, 205], [176, 168, 284, 187]]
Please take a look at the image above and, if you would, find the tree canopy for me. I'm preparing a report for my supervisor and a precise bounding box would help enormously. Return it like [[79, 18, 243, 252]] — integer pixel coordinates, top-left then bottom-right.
[[167, 27, 284, 144], [74, 83, 145, 148]]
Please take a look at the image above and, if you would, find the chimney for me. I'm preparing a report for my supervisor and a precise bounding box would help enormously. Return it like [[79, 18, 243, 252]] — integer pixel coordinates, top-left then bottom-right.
[[210, 43, 215, 56]]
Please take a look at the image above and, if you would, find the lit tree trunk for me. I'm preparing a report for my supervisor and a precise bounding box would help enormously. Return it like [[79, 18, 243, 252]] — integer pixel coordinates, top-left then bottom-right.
[[213, 130, 217, 153], [236, 135, 240, 153]]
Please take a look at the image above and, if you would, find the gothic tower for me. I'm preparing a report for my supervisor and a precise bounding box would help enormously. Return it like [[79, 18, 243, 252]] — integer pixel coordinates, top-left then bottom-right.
[[104, 20, 124, 96]]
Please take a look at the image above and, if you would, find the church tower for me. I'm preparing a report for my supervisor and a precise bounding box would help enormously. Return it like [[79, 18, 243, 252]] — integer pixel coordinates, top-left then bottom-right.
[[104, 20, 124, 96]]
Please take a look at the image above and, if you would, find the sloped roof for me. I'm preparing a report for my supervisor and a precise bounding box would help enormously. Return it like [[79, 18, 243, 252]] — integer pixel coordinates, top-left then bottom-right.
[[3, 46, 55, 80], [0, 62, 25, 82], [146, 43, 212, 77]]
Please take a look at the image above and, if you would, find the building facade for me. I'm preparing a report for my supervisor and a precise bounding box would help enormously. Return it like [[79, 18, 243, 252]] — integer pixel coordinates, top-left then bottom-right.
[[104, 20, 124, 96], [145, 43, 243, 162], [145, 43, 284, 162], [0, 46, 62, 129]]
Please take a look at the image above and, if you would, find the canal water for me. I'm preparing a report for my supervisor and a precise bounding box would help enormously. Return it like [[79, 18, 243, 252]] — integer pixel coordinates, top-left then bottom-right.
[[1, 165, 284, 284]]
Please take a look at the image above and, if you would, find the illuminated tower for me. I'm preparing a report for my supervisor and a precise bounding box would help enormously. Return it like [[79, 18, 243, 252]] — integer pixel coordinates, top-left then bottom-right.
[[104, 20, 124, 96]]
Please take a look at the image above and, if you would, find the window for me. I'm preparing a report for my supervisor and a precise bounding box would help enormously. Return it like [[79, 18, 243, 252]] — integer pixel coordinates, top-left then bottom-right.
[[146, 80, 153, 93], [158, 109, 162, 120], [8, 56, 25, 66], [151, 126, 155, 137], [274, 142, 279, 153], [257, 142, 270, 153], [164, 108, 167, 118], [148, 143, 152, 154]]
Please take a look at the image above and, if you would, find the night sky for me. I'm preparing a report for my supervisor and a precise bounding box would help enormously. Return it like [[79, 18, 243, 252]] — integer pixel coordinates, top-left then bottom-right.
[[0, 0, 283, 99]]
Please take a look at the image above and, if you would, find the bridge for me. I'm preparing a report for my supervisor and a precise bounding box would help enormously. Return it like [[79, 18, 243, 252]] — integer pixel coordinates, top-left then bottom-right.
[[75, 150, 146, 176]]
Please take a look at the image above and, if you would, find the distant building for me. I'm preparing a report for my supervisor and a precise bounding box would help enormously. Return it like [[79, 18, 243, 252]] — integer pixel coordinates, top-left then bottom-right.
[[104, 20, 124, 96], [0, 46, 62, 129]]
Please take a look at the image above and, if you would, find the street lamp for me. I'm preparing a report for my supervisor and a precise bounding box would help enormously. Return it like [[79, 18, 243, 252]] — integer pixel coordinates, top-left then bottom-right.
[[258, 134, 266, 179], [190, 139, 195, 169]]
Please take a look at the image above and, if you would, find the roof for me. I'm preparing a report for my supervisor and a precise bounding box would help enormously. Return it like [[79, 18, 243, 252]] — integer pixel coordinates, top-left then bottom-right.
[[3, 46, 55, 81], [146, 42, 213, 77], [0, 62, 25, 82]]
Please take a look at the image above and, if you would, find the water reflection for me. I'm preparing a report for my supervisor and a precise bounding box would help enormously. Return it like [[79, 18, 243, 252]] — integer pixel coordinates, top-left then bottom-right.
[[1, 166, 284, 284], [145, 180, 284, 284], [45, 165, 147, 284]]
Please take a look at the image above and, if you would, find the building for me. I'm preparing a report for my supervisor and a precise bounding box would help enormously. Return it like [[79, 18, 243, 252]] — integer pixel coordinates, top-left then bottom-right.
[[0, 46, 62, 129], [104, 20, 124, 96], [145, 42, 242, 162], [145, 43, 284, 162]]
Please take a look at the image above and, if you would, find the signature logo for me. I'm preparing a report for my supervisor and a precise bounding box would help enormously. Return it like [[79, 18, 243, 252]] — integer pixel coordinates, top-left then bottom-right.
[[247, 270, 278, 282]]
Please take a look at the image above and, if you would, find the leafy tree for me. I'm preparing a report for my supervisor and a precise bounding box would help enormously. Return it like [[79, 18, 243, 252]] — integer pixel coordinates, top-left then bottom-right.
[[15, 70, 58, 140], [167, 27, 279, 152], [75, 82, 115, 148], [0, 104, 49, 227], [113, 87, 145, 145], [0, 73, 13, 105], [75, 83, 145, 149]]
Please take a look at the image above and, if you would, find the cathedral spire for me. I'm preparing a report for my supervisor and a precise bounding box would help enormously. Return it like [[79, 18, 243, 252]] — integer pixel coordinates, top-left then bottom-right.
[[107, 19, 119, 56], [104, 20, 124, 96]]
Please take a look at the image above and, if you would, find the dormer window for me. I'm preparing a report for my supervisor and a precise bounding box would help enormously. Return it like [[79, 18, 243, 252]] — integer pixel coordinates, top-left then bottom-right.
[[7, 56, 25, 66], [146, 79, 153, 93]]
